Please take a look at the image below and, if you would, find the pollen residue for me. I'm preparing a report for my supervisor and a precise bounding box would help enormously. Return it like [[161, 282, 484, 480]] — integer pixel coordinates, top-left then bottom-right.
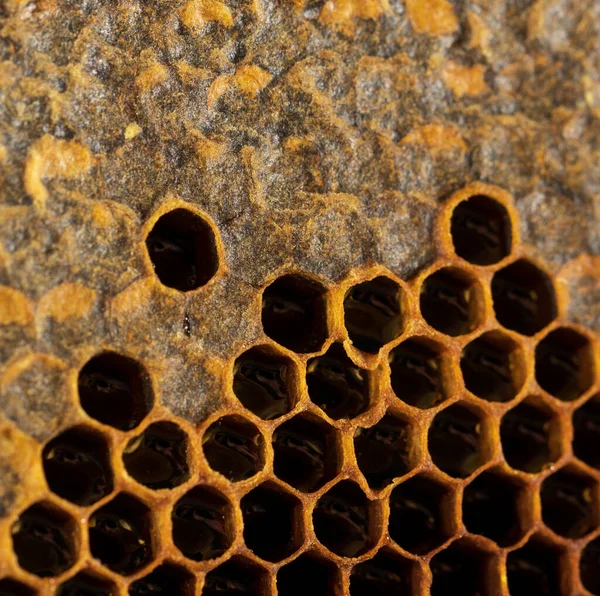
[[0, 287, 34, 327], [405, 0, 458, 36], [443, 62, 489, 98], [179, 0, 233, 31], [319, 0, 390, 24], [37, 283, 96, 323], [400, 124, 467, 153]]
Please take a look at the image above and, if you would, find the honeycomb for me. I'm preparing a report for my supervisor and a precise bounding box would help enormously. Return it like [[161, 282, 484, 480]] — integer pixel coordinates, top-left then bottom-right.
[[0, 181, 598, 595]]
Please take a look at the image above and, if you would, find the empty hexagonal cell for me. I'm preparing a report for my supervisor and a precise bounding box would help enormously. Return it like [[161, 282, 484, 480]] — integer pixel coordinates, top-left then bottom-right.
[[146, 208, 219, 291], [43, 425, 113, 506], [350, 549, 417, 596], [123, 421, 189, 490], [354, 411, 414, 490], [0, 579, 35, 596], [389, 474, 454, 554], [241, 482, 302, 562], [307, 343, 371, 420], [430, 539, 495, 596], [450, 194, 512, 265], [540, 467, 598, 539], [460, 331, 526, 403], [89, 493, 153, 575], [313, 480, 375, 558], [261, 274, 328, 353], [172, 486, 232, 562], [57, 571, 117, 595], [129, 563, 195, 595], [428, 403, 486, 478], [202, 415, 264, 482], [273, 413, 339, 493], [233, 346, 296, 420], [343, 276, 405, 353], [573, 395, 600, 469], [581, 536, 600, 595], [420, 267, 483, 336], [491, 259, 557, 336], [501, 398, 558, 473], [203, 556, 269, 596], [277, 552, 339, 596], [535, 328, 595, 401], [506, 537, 562, 596], [389, 337, 452, 409], [78, 352, 153, 430]]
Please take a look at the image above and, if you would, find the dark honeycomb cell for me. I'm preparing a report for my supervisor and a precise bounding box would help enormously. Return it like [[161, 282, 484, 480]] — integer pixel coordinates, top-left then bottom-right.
[[11, 502, 77, 578], [172, 486, 232, 562], [535, 328, 595, 401], [389, 337, 452, 409], [203, 556, 269, 596], [350, 549, 416, 596], [202, 416, 264, 482], [420, 267, 483, 336], [57, 571, 117, 596], [78, 352, 153, 431], [146, 208, 219, 291], [540, 468, 598, 539], [0, 579, 35, 596], [501, 398, 557, 473], [241, 483, 302, 562], [261, 274, 328, 353], [129, 563, 195, 596], [307, 343, 371, 420], [450, 194, 512, 265], [491, 259, 557, 336], [123, 421, 189, 490], [273, 413, 339, 493], [88, 494, 153, 575], [313, 480, 375, 558], [506, 537, 562, 596], [233, 346, 296, 420], [43, 425, 113, 506], [580, 536, 600, 595], [428, 403, 486, 478], [460, 331, 526, 403], [354, 411, 413, 490], [343, 276, 405, 353], [462, 469, 526, 547], [573, 395, 600, 469], [277, 553, 338, 596], [389, 475, 454, 554]]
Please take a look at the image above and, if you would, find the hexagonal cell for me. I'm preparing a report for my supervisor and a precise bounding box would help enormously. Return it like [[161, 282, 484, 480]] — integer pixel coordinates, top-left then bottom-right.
[[420, 267, 483, 336], [0, 579, 35, 596], [428, 403, 486, 478], [450, 194, 512, 265], [11, 502, 77, 578], [389, 474, 454, 554], [43, 425, 113, 506], [273, 413, 339, 493], [506, 537, 562, 596], [580, 536, 600, 595], [313, 480, 375, 558], [540, 467, 598, 539], [307, 343, 371, 420], [460, 331, 526, 403], [129, 562, 195, 595], [241, 482, 302, 562], [573, 395, 600, 469], [123, 421, 189, 490], [202, 415, 264, 482], [430, 539, 495, 596], [462, 469, 527, 547], [500, 398, 557, 473], [203, 556, 269, 596], [172, 485, 232, 562], [350, 548, 417, 596], [261, 273, 328, 353], [89, 493, 153, 575], [389, 337, 452, 409], [535, 328, 595, 401], [78, 351, 153, 430], [343, 276, 405, 353], [277, 552, 339, 596], [491, 259, 557, 336], [57, 571, 117, 595], [146, 208, 219, 291], [233, 346, 296, 420], [354, 411, 413, 490]]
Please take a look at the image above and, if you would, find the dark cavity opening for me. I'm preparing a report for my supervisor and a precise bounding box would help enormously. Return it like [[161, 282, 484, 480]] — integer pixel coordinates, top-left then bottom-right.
[[580, 536, 600, 595], [573, 396, 600, 469], [129, 563, 194, 596], [58, 572, 117, 596], [277, 554, 337, 596], [350, 550, 414, 596], [506, 539, 561, 596], [203, 557, 266, 596], [0, 579, 35, 596]]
